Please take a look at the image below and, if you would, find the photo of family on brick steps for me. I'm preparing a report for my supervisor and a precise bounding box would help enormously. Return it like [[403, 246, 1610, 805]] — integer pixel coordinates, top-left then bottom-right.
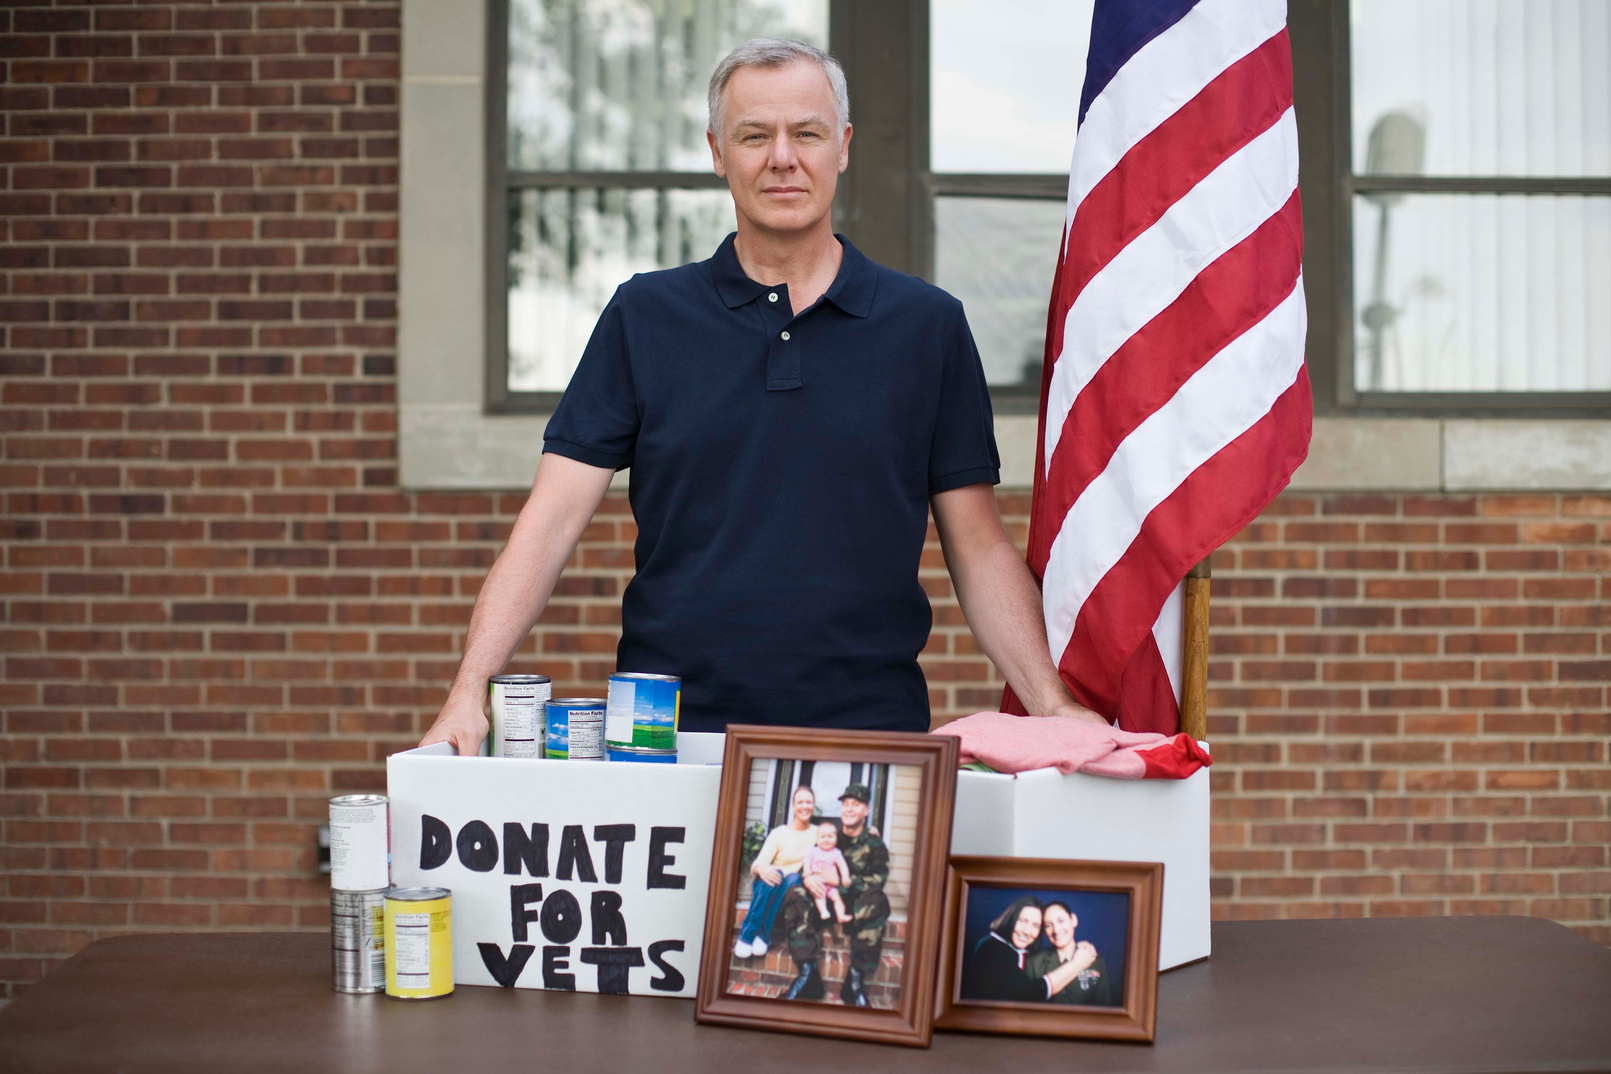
[[724, 760, 922, 1009]]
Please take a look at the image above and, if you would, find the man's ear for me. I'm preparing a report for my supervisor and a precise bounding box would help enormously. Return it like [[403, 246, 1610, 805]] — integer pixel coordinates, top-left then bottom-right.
[[707, 127, 726, 178], [837, 122, 853, 173]]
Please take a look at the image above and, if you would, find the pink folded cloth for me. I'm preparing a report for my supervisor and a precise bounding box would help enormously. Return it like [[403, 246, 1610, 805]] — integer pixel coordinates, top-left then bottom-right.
[[932, 711, 1211, 780]]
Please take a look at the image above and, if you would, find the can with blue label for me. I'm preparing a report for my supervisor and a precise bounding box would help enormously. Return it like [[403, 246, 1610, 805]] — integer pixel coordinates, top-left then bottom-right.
[[545, 698, 604, 761], [606, 745, 678, 764], [605, 672, 681, 750]]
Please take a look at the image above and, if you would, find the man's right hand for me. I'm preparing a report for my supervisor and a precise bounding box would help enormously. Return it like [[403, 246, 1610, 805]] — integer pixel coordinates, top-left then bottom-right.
[[802, 874, 829, 899], [420, 692, 489, 756]]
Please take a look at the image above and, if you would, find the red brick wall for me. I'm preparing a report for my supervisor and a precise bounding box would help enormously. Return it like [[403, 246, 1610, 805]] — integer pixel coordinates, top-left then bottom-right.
[[2, 1, 1607, 999]]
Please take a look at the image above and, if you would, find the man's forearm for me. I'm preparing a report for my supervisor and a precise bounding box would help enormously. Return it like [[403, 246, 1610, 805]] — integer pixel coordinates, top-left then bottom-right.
[[950, 537, 1075, 715], [932, 484, 1104, 722], [445, 455, 613, 703]]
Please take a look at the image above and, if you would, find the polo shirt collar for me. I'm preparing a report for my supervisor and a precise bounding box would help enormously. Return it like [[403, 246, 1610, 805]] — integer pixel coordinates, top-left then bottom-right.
[[710, 232, 877, 318]]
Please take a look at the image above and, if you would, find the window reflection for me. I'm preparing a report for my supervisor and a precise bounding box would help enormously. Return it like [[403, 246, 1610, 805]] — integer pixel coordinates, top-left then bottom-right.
[[1351, 0, 1611, 178], [1352, 193, 1611, 391]]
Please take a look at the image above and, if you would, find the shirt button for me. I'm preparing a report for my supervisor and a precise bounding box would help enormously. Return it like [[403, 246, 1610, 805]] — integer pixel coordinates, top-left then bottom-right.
[[780, 331, 790, 341], [768, 292, 778, 303]]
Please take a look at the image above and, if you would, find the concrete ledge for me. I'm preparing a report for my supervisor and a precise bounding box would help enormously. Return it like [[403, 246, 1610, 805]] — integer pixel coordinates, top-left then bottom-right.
[[1444, 420, 1611, 491]]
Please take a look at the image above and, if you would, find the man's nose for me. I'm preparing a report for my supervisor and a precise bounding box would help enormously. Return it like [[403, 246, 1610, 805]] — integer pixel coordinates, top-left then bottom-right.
[[767, 129, 797, 170]]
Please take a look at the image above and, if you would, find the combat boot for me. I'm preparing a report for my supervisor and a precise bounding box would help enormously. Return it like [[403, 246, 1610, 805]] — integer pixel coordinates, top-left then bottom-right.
[[841, 966, 870, 1007], [782, 961, 824, 1001]]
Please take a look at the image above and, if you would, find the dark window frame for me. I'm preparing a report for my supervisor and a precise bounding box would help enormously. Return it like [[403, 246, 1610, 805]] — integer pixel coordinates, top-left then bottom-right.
[[489, 0, 1608, 419], [1293, 0, 1611, 416]]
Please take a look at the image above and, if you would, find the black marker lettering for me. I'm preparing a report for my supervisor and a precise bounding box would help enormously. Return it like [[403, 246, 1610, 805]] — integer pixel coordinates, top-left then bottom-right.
[[542, 945, 575, 991], [555, 824, 597, 882], [591, 823, 635, 884], [478, 942, 534, 988], [539, 887, 582, 945], [509, 882, 542, 942], [503, 822, 549, 877], [579, 947, 644, 995], [647, 826, 686, 889], [455, 819, 498, 872], [590, 890, 626, 946], [647, 940, 685, 993], [419, 814, 451, 870]]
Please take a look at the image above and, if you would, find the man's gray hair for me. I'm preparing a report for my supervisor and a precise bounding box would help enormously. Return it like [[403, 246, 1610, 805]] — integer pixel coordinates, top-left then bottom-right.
[[707, 37, 850, 143]]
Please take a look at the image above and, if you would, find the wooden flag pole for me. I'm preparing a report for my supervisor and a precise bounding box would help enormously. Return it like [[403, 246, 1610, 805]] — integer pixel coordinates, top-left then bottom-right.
[[1180, 556, 1212, 743]]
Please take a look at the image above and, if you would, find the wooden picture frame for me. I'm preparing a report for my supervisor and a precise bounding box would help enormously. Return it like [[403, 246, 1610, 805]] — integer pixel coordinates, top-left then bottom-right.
[[695, 725, 960, 1048], [935, 856, 1163, 1042]]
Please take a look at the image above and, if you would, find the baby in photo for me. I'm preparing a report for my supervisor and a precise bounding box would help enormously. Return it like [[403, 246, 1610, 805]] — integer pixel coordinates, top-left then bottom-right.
[[804, 822, 852, 924]]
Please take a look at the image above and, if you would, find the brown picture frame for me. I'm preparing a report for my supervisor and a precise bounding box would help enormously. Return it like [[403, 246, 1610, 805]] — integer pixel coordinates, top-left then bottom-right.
[[695, 725, 960, 1048], [935, 856, 1163, 1042]]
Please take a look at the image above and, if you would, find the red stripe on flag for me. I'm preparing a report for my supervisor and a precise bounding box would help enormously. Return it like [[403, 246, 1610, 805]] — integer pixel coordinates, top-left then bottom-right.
[[1046, 28, 1295, 369], [1055, 373, 1313, 716], [1028, 191, 1304, 576]]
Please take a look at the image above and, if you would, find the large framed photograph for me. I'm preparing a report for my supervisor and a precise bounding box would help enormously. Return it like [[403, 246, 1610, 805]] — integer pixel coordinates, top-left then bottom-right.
[[935, 857, 1163, 1042], [695, 726, 960, 1048]]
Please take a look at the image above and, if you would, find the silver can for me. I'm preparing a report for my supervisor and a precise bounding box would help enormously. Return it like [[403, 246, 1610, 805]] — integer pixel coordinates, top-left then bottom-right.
[[489, 674, 553, 759], [329, 794, 389, 891], [331, 888, 387, 993]]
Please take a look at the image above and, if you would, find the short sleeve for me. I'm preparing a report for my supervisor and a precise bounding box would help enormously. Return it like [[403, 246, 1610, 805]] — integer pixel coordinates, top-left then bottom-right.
[[543, 288, 638, 470], [928, 303, 1001, 495]]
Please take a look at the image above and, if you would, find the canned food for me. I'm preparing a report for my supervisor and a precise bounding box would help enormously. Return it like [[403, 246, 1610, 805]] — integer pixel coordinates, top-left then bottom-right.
[[384, 887, 453, 999], [331, 888, 387, 993], [605, 745, 678, 764], [488, 674, 553, 759], [605, 672, 681, 750], [545, 698, 605, 761], [329, 794, 389, 891]]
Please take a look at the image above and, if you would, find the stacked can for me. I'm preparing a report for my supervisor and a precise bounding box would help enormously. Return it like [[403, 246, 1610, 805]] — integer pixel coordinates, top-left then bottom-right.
[[604, 672, 681, 757], [545, 698, 605, 761], [488, 674, 552, 758], [328, 794, 390, 993]]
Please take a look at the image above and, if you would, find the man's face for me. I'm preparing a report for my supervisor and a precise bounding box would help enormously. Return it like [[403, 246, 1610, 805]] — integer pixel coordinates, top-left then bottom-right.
[[708, 59, 851, 238], [1044, 905, 1076, 950], [839, 796, 868, 831]]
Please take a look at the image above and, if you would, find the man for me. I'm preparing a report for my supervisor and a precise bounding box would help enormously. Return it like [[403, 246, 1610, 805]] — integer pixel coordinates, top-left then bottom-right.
[[420, 38, 1100, 755], [780, 783, 887, 1005], [1026, 901, 1114, 1006]]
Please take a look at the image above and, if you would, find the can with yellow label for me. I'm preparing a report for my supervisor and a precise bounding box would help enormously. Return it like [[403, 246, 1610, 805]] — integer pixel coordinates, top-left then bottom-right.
[[383, 887, 453, 999]]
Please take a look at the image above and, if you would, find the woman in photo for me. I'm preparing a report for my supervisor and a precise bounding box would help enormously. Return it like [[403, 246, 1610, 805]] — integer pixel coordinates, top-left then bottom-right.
[[1026, 900, 1115, 1006], [961, 895, 1101, 1003], [733, 784, 818, 958]]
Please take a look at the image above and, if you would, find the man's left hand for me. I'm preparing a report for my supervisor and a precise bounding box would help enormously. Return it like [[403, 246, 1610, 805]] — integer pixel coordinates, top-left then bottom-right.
[[1044, 698, 1109, 725]]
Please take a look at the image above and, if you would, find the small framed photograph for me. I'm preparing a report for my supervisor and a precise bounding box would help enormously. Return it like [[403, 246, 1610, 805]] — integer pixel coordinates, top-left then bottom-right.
[[695, 725, 960, 1048], [935, 856, 1163, 1042]]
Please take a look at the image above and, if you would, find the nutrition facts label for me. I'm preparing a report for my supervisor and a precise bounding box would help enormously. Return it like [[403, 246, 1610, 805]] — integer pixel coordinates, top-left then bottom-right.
[[568, 711, 604, 758], [392, 912, 433, 988]]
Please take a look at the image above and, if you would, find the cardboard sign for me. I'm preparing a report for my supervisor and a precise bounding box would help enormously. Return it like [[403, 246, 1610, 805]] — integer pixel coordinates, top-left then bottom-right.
[[387, 735, 723, 998]]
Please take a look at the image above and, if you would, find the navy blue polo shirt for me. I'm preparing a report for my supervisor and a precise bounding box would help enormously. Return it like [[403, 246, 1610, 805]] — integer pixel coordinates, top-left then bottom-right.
[[543, 234, 999, 733]]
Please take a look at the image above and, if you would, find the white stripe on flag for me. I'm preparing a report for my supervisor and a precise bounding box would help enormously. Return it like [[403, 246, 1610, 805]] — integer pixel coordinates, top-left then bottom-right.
[[1065, 0, 1289, 229], [1153, 579, 1186, 706], [1042, 278, 1308, 663], [1045, 107, 1300, 474]]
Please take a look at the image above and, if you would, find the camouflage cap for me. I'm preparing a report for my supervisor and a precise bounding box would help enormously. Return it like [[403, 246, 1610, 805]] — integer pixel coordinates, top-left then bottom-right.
[[838, 783, 871, 804]]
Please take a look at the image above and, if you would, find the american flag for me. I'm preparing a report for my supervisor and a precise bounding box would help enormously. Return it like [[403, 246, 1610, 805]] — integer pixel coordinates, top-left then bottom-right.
[[1003, 0, 1312, 734]]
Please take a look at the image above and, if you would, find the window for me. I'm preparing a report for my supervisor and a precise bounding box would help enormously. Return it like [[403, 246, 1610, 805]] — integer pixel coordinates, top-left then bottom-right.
[[491, 0, 829, 409], [1305, 0, 1611, 411], [929, 0, 1094, 410]]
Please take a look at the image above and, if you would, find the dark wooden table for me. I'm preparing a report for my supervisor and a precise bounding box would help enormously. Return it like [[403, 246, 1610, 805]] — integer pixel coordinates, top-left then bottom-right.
[[2, 917, 1608, 1073]]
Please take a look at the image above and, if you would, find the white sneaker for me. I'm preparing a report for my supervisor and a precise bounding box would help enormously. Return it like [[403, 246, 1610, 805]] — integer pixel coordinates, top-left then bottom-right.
[[750, 937, 769, 956], [733, 939, 754, 959]]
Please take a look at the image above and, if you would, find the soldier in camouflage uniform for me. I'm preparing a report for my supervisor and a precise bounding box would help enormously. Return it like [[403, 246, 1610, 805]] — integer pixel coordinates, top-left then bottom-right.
[[781, 783, 890, 1006]]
